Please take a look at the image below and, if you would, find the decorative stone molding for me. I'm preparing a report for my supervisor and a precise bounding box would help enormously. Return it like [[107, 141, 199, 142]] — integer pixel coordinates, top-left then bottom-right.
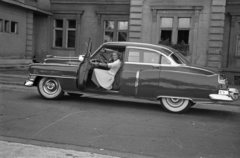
[[50, 10, 84, 15], [150, 5, 203, 24], [129, 0, 143, 42]]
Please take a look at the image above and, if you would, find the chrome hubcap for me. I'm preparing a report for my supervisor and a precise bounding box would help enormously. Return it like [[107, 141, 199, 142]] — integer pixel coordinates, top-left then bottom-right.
[[43, 79, 58, 95], [166, 98, 184, 108]]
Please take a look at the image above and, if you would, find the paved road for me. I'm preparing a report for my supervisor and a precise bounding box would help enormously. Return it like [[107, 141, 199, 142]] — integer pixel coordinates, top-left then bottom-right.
[[0, 84, 240, 158]]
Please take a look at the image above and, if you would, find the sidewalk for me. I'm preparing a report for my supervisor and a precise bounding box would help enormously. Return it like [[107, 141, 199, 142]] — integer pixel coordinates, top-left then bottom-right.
[[0, 69, 239, 106], [0, 141, 119, 158], [0, 69, 29, 85]]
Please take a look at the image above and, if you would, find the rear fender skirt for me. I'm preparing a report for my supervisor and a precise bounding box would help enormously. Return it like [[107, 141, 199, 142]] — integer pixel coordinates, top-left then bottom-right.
[[157, 96, 193, 101]]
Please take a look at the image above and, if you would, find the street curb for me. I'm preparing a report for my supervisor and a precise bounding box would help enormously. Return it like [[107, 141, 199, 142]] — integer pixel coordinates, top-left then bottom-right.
[[0, 74, 27, 78], [0, 66, 29, 70], [0, 82, 24, 86], [0, 136, 153, 158]]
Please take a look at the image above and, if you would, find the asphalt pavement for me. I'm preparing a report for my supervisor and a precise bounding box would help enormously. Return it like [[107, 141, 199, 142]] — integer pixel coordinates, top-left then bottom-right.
[[0, 68, 240, 158]]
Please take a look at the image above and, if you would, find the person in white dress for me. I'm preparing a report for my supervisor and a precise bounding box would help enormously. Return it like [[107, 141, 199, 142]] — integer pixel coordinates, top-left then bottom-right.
[[91, 51, 121, 90]]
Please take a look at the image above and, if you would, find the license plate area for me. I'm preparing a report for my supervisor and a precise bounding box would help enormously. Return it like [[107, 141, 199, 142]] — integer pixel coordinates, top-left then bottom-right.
[[218, 90, 229, 95]]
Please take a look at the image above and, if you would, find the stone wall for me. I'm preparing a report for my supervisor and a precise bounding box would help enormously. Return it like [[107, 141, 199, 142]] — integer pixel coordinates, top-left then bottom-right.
[[0, 2, 27, 59], [207, 0, 226, 69]]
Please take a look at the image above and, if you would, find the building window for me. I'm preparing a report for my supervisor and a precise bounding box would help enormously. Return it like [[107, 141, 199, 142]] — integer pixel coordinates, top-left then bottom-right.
[[177, 18, 190, 44], [54, 19, 64, 47], [67, 20, 76, 48], [104, 21, 114, 42], [159, 17, 191, 45], [236, 22, 240, 56], [53, 19, 76, 48], [0, 19, 3, 32], [236, 35, 240, 56], [10, 21, 18, 34], [118, 21, 128, 41], [103, 20, 128, 42], [160, 18, 173, 43], [4, 20, 9, 33]]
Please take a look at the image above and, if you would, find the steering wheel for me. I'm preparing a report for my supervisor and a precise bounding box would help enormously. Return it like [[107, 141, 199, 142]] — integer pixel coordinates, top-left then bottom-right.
[[99, 54, 109, 63]]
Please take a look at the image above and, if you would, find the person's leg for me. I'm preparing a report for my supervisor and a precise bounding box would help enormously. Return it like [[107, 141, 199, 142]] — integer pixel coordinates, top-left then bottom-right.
[[91, 69, 100, 88]]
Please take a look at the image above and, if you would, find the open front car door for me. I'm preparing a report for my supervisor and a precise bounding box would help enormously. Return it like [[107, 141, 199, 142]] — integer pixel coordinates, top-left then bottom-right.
[[77, 38, 92, 90]]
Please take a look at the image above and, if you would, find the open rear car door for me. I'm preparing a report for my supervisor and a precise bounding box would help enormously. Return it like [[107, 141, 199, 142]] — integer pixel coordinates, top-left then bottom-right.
[[77, 38, 92, 90]]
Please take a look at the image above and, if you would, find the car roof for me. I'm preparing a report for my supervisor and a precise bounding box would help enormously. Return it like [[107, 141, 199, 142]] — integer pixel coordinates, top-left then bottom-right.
[[102, 42, 175, 56]]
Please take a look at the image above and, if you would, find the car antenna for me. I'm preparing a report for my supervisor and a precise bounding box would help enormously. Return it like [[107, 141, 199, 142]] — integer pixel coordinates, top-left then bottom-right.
[[69, 54, 71, 65]]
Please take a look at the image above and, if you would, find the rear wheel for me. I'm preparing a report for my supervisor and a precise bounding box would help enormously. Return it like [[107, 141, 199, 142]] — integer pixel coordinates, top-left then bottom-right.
[[160, 97, 192, 113], [38, 78, 64, 99]]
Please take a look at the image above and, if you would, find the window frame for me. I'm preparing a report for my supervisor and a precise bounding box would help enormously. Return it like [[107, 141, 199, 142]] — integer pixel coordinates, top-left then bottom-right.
[[0, 19, 3, 32], [10, 21, 18, 34], [4, 20, 10, 33], [177, 17, 191, 44], [151, 7, 202, 62], [159, 17, 173, 43], [66, 19, 77, 48], [235, 21, 240, 57], [159, 15, 192, 45], [101, 15, 129, 43], [53, 19, 64, 48], [52, 15, 78, 50]]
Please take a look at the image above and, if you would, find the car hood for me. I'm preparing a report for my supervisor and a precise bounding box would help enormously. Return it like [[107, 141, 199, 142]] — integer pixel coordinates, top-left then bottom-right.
[[43, 56, 81, 65]]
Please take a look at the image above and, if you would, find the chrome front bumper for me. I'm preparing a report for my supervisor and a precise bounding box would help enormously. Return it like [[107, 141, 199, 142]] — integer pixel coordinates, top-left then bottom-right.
[[209, 88, 239, 102], [24, 80, 34, 87]]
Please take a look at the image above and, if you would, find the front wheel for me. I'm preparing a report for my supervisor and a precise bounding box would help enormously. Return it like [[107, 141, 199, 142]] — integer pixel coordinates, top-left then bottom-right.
[[160, 97, 192, 113], [38, 78, 64, 99]]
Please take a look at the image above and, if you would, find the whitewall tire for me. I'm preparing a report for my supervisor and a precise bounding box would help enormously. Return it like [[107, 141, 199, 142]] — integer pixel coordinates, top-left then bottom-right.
[[38, 78, 64, 99], [160, 97, 192, 113]]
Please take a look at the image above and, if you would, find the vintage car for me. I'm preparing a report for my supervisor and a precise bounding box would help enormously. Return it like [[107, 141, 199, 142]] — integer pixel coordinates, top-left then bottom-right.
[[24, 40, 239, 113]]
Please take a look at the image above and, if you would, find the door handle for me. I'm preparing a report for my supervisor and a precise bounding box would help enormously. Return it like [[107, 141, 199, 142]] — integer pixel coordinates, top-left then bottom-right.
[[152, 65, 160, 68]]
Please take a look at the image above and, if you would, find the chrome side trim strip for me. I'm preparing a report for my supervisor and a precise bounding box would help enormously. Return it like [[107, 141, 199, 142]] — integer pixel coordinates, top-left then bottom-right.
[[157, 96, 193, 102], [124, 62, 180, 67], [30, 74, 77, 79], [183, 65, 216, 75], [135, 70, 140, 96], [29, 63, 79, 67], [160, 70, 217, 77]]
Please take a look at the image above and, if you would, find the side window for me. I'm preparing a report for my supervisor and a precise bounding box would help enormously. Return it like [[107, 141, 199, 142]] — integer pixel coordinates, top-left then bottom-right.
[[161, 55, 171, 64], [143, 51, 160, 64], [128, 49, 140, 62]]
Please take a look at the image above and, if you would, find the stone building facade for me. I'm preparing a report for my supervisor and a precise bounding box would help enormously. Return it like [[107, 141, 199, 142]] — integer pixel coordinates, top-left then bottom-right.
[[0, 0, 51, 66], [129, 0, 239, 84], [222, 0, 240, 84], [0, 0, 239, 84]]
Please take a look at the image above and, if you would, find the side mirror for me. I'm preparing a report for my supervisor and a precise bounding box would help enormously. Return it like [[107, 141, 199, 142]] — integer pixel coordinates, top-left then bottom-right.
[[78, 55, 84, 62]]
